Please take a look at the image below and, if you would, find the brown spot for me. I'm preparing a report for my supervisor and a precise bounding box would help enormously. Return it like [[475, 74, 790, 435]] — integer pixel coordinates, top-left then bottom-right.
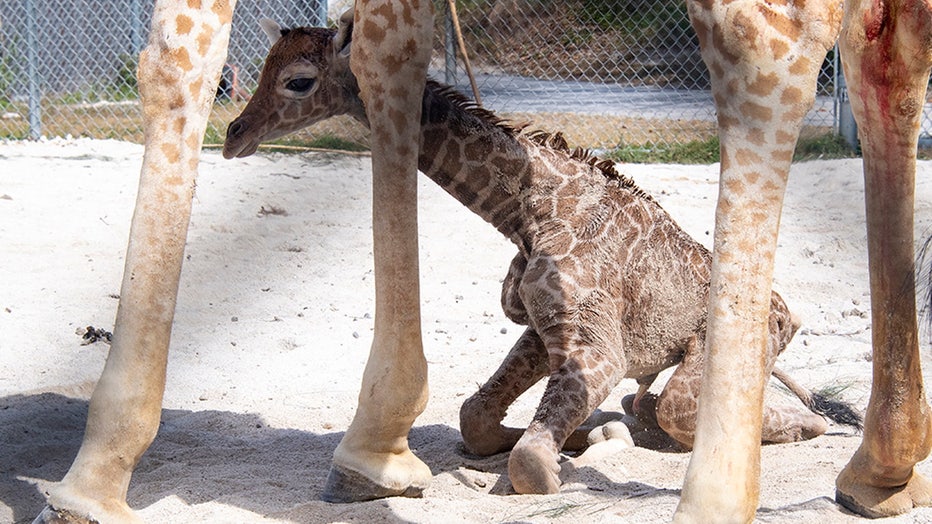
[[372, 3, 400, 31], [479, 186, 508, 217], [464, 137, 493, 162], [403, 37, 418, 59], [186, 130, 200, 151], [761, 179, 783, 195], [770, 38, 790, 60], [171, 47, 193, 73], [723, 176, 745, 196], [771, 149, 793, 163], [781, 103, 807, 123], [187, 0, 201, 8], [557, 196, 582, 221], [396, 143, 413, 161], [387, 106, 411, 140], [213, 0, 233, 24], [453, 182, 478, 207], [737, 236, 758, 255], [736, 149, 763, 167], [197, 25, 213, 57], [748, 128, 765, 146], [360, 18, 387, 47], [388, 86, 408, 102], [170, 93, 184, 111], [732, 12, 760, 53], [775, 130, 796, 144], [711, 22, 741, 65], [161, 142, 181, 164], [176, 15, 194, 35], [725, 79, 740, 98], [172, 117, 184, 135], [743, 170, 761, 185], [189, 77, 203, 99], [747, 72, 778, 97], [780, 86, 802, 105], [718, 115, 740, 131], [758, 4, 800, 41], [788, 56, 812, 76], [739, 101, 772, 122]]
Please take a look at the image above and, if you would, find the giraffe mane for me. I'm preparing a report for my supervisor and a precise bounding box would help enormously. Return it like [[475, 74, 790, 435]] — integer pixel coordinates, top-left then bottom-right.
[[524, 130, 652, 200], [425, 81, 652, 201], [426, 81, 526, 134]]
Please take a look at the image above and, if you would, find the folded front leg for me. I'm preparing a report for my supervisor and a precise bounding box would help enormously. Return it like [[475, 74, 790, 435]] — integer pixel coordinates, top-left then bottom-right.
[[507, 329, 625, 494], [460, 328, 549, 456]]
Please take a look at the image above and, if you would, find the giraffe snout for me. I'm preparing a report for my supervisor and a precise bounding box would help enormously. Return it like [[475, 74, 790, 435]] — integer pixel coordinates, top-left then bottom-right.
[[222, 118, 259, 159]]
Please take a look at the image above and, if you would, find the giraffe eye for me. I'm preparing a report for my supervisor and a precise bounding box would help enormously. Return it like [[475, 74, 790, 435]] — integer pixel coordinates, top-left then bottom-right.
[[286, 78, 315, 92]]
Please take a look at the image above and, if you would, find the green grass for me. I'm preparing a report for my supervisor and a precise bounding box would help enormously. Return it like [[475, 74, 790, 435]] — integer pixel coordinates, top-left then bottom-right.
[[284, 134, 368, 152], [607, 133, 859, 164], [202, 129, 369, 154], [607, 136, 720, 164], [792, 133, 859, 161]]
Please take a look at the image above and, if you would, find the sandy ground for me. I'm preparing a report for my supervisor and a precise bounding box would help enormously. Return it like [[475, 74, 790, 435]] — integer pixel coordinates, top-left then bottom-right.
[[3, 138, 932, 523]]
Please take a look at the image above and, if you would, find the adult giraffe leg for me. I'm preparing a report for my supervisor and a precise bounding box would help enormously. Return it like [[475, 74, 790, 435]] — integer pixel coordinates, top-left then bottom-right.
[[323, 0, 435, 502], [835, 0, 932, 517], [33, 2, 235, 523], [674, 2, 841, 522]]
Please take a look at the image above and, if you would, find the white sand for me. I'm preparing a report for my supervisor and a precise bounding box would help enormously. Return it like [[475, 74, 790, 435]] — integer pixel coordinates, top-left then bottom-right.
[[2, 137, 932, 523]]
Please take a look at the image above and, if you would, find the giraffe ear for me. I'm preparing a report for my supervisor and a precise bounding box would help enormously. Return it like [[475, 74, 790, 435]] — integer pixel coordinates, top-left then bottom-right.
[[259, 18, 286, 47], [334, 8, 354, 57]]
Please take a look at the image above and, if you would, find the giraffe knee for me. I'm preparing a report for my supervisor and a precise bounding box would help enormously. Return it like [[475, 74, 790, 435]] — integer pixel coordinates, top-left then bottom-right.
[[655, 390, 697, 448], [459, 394, 516, 456]]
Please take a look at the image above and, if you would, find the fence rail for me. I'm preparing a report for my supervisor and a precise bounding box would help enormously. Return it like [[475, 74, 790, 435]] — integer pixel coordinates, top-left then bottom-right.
[[0, 1, 926, 149]]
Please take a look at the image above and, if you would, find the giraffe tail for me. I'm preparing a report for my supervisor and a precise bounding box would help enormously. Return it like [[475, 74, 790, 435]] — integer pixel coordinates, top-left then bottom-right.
[[771, 367, 863, 432]]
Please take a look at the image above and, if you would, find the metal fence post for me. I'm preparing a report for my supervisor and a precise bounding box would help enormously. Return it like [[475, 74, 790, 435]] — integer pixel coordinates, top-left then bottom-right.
[[130, 0, 144, 54], [444, 4, 456, 85], [834, 47, 858, 150], [313, 0, 327, 26], [25, 0, 41, 140]]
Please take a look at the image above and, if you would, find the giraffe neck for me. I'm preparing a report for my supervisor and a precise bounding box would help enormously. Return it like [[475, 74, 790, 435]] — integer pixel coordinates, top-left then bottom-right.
[[414, 83, 532, 242], [408, 82, 645, 249]]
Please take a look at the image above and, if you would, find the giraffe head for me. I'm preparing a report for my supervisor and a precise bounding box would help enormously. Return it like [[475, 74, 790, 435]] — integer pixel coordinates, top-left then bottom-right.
[[223, 11, 363, 159]]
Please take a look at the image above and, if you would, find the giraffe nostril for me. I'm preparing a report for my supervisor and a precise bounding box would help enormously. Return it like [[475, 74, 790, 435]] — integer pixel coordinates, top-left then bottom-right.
[[226, 119, 244, 139]]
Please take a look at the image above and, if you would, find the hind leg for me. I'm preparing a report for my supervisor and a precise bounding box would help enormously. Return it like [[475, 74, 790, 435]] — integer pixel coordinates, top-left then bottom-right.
[[656, 330, 822, 448], [655, 336, 704, 448], [760, 403, 827, 444], [460, 328, 549, 456]]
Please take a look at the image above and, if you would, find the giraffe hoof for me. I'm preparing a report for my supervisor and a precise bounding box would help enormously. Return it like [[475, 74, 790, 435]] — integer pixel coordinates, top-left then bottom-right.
[[586, 420, 635, 446], [32, 505, 98, 524], [508, 444, 561, 494], [836, 467, 932, 518], [322, 464, 426, 503]]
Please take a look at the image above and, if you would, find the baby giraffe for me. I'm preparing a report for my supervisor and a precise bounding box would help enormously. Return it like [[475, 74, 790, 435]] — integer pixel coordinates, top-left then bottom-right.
[[223, 14, 860, 495]]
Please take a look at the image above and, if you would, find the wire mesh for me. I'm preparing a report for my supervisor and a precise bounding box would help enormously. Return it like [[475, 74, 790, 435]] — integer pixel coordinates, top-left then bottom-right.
[[0, 1, 920, 149]]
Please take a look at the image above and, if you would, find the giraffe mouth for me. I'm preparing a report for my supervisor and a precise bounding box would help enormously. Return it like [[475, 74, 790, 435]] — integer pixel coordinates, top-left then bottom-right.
[[222, 139, 260, 159]]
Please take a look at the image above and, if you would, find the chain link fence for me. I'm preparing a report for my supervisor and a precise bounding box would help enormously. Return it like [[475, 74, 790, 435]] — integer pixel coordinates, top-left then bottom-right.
[[0, 1, 923, 150]]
